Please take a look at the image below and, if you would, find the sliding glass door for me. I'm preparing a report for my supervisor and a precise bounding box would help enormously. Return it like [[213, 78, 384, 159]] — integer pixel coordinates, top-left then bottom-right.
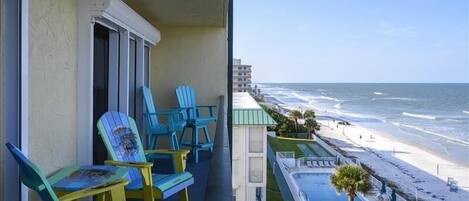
[[1, 0, 27, 200], [92, 23, 111, 164]]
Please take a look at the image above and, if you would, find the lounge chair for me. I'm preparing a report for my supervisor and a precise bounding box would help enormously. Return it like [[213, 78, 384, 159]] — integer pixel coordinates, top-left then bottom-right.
[[319, 161, 325, 167], [5, 143, 128, 201], [313, 161, 319, 167], [142, 86, 187, 150], [176, 85, 217, 163], [97, 111, 194, 201]]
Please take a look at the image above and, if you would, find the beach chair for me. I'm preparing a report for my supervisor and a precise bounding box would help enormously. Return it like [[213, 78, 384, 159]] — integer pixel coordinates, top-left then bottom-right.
[[142, 86, 187, 150], [306, 161, 312, 168], [97, 111, 194, 201], [5, 143, 128, 201], [313, 161, 319, 168], [319, 160, 325, 167], [449, 181, 459, 192], [176, 85, 217, 163]]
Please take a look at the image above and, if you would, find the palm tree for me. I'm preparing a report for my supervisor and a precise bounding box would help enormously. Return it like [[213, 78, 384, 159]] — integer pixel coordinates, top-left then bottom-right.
[[331, 165, 372, 201], [289, 110, 302, 132], [303, 110, 316, 119], [304, 118, 318, 139]]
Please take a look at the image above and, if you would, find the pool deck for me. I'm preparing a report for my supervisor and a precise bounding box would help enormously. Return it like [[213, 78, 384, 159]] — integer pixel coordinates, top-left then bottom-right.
[[269, 136, 384, 201]]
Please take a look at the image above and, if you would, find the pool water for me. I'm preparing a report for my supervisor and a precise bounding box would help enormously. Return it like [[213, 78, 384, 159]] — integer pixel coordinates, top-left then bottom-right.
[[293, 173, 362, 201]]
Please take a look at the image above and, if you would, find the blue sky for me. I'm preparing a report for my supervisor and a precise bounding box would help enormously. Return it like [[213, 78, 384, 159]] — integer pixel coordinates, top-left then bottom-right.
[[234, 0, 469, 83]]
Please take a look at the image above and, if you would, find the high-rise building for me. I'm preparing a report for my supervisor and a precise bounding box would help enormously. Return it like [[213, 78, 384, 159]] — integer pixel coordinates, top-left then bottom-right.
[[233, 59, 252, 93]]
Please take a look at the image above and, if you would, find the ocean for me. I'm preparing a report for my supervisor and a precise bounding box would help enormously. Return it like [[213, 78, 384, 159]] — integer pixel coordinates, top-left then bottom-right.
[[257, 83, 469, 166]]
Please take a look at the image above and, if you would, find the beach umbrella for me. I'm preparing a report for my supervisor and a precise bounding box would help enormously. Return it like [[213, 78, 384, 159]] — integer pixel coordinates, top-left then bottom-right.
[[389, 189, 396, 201], [380, 181, 387, 194]]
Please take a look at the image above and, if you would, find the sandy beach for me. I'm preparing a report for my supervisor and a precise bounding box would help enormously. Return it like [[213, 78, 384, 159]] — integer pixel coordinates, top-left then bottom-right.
[[317, 119, 469, 201]]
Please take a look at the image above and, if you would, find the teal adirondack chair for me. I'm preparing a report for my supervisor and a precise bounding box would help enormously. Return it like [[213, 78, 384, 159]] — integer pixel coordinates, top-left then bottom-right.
[[142, 86, 187, 150], [5, 143, 128, 201], [97, 111, 193, 201], [175, 85, 216, 163]]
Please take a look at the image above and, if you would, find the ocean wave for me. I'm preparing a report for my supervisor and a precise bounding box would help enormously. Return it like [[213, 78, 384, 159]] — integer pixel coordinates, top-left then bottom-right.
[[316, 96, 340, 102], [330, 110, 386, 123], [373, 92, 385, 95], [316, 89, 327, 92], [291, 92, 341, 102], [334, 102, 342, 109], [371, 97, 420, 102], [390, 122, 469, 147], [402, 112, 436, 120], [463, 110, 469, 115]]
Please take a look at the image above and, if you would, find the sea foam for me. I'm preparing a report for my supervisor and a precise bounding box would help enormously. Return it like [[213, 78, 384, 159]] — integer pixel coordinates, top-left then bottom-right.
[[391, 122, 469, 147], [402, 112, 436, 120], [374, 92, 385, 95]]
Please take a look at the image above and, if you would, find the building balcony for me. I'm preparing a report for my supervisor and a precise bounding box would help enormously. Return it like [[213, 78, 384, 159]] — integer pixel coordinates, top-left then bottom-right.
[[0, 0, 232, 201]]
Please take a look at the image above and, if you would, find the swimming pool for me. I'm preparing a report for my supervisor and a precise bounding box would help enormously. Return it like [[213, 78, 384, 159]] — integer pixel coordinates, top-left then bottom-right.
[[292, 173, 363, 201]]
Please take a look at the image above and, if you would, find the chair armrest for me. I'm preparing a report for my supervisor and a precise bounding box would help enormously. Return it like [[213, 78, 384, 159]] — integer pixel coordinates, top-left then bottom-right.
[[197, 105, 217, 108], [144, 149, 191, 172], [144, 149, 190, 156], [104, 160, 154, 195], [144, 109, 186, 130], [58, 179, 128, 201], [104, 160, 153, 168], [196, 105, 217, 118]]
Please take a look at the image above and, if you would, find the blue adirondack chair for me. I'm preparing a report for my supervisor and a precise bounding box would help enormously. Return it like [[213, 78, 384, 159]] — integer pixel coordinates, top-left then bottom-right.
[[97, 111, 193, 201], [175, 85, 216, 163], [142, 86, 186, 150], [5, 143, 128, 201]]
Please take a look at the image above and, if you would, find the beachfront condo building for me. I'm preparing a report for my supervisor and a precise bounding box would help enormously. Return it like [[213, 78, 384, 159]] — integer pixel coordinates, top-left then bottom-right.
[[0, 0, 232, 200], [232, 93, 277, 201], [233, 58, 253, 93]]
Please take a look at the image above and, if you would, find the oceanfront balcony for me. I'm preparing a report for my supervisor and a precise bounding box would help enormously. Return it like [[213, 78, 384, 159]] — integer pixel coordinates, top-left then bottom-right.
[[0, 0, 232, 200]]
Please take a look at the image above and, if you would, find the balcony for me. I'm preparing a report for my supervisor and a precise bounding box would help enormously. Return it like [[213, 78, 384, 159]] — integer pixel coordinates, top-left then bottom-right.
[[0, 0, 233, 200]]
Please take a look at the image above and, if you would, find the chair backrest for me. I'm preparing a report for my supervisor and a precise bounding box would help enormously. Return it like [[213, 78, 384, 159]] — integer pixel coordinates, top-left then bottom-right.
[[175, 85, 197, 120], [5, 143, 59, 201], [142, 86, 159, 127], [97, 111, 147, 184]]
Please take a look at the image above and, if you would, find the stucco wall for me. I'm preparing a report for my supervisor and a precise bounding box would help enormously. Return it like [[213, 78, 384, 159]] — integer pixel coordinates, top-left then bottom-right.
[[28, 0, 77, 198], [149, 25, 227, 142]]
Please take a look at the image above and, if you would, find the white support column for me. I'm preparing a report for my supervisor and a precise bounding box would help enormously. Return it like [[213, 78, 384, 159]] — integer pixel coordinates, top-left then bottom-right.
[[119, 29, 130, 114], [77, 0, 95, 166]]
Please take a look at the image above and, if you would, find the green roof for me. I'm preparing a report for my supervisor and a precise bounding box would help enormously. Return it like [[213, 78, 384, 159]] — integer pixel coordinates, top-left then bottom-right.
[[233, 92, 277, 126], [233, 109, 277, 126]]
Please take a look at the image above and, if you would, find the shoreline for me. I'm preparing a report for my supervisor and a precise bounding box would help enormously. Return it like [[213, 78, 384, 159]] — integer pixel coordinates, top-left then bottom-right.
[[317, 120, 469, 200], [259, 97, 469, 200], [264, 93, 469, 168]]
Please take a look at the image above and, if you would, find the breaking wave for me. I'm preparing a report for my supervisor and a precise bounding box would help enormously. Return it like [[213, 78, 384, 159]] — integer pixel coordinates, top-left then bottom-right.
[[391, 122, 469, 147], [374, 92, 385, 95], [463, 110, 469, 115], [402, 112, 436, 120], [372, 97, 420, 102]]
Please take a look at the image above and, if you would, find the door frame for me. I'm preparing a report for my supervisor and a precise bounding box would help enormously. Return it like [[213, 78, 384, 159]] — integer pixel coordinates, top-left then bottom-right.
[[0, 0, 29, 200], [77, 0, 160, 165]]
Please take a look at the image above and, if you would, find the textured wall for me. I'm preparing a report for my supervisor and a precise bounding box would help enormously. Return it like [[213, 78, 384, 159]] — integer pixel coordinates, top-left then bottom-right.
[[28, 0, 77, 191], [150, 25, 228, 142]]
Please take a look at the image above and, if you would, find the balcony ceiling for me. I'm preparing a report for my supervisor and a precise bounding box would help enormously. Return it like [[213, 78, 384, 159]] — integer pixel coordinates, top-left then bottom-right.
[[124, 0, 227, 27]]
